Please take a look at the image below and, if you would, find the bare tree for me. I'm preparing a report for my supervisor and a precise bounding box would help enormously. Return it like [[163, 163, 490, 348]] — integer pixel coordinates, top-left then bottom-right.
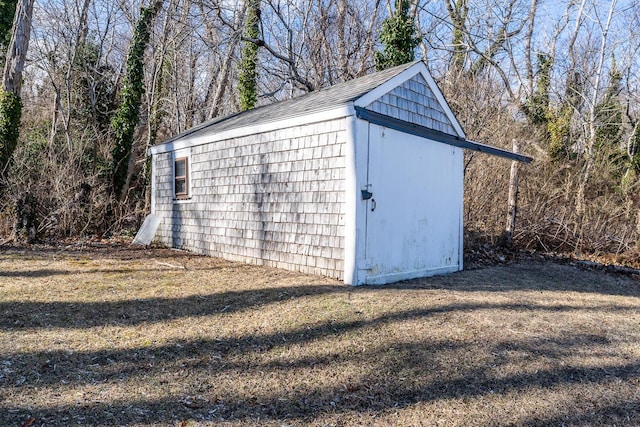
[[1, 0, 35, 177], [575, 0, 619, 223]]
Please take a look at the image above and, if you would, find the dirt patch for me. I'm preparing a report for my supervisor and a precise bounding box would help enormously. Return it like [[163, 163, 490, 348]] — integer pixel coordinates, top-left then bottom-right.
[[1, 244, 640, 426]]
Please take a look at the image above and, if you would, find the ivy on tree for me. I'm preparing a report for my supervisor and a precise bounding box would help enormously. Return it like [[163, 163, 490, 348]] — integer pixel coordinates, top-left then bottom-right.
[[594, 58, 623, 151], [1, 0, 34, 181], [523, 53, 574, 161], [110, 0, 162, 200], [238, 0, 261, 111], [524, 53, 552, 126], [0, 89, 21, 174], [0, 0, 18, 58], [447, 0, 468, 73], [375, 0, 420, 71], [631, 122, 640, 173]]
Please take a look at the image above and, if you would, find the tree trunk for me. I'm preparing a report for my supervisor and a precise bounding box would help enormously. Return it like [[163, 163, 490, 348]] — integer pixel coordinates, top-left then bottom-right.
[[2, 0, 34, 95], [575, 0, 618, 229], [0, 0, 18, 64], [207, 32, 239, 119], [0, 0, 34, 179], [110, 0, 163, 201], [238, 0, 260, 111]]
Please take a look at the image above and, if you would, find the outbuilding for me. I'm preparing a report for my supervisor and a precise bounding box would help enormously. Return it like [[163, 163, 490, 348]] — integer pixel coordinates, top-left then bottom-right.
[[143, 61, 529, 285]]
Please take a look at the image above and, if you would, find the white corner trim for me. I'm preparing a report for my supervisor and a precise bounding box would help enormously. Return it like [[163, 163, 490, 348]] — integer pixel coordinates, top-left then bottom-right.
[[149, 105, 355, 155], [343, 114, 358, 285], [459, 207, 464, 272], [150, 155, 157, 214], [458, 154, 465, 272]]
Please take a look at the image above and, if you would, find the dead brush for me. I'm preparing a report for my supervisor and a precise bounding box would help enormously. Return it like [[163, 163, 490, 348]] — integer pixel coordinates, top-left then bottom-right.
[[464, 138, 639, 261]]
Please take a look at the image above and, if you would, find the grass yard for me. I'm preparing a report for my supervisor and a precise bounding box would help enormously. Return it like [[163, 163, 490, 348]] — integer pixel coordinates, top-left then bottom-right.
[[1, 245, 640, 426]]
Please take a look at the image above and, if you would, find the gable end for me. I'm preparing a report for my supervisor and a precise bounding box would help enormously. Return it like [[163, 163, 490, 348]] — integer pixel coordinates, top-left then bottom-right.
[[365, 73, 457, 135]]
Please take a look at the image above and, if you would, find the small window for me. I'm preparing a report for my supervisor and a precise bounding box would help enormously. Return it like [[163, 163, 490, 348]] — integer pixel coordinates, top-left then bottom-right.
[[174, 157, 189, 199]]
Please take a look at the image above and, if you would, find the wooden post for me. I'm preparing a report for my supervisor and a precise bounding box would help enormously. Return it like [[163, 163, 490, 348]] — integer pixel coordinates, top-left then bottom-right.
[[504, 140, 520, 247]]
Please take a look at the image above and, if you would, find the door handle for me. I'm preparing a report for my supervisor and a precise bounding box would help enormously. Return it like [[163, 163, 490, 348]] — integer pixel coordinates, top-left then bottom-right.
[[371, 198, 376, 212]]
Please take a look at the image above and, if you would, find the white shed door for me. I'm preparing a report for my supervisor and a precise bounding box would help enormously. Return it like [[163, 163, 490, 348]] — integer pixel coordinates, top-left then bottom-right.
[[362, 124, 462, 284]]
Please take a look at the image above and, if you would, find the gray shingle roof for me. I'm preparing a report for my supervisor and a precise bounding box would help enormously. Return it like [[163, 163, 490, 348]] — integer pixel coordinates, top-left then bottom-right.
[[162, 61, 418, 144]]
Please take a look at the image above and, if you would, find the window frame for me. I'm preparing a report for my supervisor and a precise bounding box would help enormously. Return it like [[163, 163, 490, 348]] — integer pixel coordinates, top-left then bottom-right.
[[172, 149, 191, 201]]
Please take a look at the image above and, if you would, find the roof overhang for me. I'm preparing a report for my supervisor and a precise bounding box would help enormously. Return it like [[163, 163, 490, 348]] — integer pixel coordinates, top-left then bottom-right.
[[355, 107, 532, 163]]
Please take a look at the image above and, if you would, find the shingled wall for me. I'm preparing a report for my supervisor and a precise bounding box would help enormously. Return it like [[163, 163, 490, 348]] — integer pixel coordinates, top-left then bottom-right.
[[153, 118, 347, 279], [366, 74, 456, 135]]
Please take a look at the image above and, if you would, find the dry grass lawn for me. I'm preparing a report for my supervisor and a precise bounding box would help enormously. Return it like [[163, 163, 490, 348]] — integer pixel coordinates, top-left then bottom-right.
[[1, 244, 640, 426]]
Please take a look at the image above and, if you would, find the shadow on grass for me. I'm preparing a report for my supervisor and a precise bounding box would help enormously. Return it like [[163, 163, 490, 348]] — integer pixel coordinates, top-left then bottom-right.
[[2, 306, 623, 388], [2, 323, 639, 425], [5, 256, 637, 298], [0, 244, 192, 261], [0, 283, 348, 329], [518, 400, 640, 426], [0, 259, 259, 279], [1, 281, 636, 331], [0, 269, 77, 278], [4, 389, 639, 426], [404, 260, 640, 297], [2, 259, 640, 425]]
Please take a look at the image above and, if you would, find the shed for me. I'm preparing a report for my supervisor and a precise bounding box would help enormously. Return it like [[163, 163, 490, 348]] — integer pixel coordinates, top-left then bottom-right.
[[145, 61, 529, 285]]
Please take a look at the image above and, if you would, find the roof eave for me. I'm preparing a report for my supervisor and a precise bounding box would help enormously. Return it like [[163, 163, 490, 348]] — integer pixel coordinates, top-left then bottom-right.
[[354, 107, 532, 163], [148, 104, 356, 155]]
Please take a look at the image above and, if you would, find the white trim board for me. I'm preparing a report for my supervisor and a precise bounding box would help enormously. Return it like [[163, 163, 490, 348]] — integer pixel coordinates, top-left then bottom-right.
[[362, 265, 461, 286]]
